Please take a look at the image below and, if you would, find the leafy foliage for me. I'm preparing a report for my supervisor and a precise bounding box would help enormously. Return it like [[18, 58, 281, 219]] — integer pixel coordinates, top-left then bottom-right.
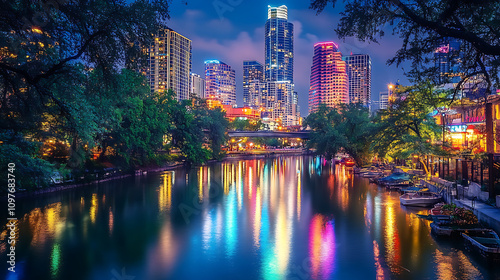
[[304, 103, 376, 165], [0, 131, 53, 192], [372, 82, 451, 172], [310, 0, 500, 98], [229, 118, 262, 131]]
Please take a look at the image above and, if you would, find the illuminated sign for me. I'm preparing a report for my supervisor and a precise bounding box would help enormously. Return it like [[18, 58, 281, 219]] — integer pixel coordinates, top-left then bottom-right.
[[449, 125, 467, 133], [204, 60, 220, 64], [435, 44, 450, 53]]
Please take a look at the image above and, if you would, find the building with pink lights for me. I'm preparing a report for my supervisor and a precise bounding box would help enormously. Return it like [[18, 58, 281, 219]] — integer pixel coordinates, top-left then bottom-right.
[[308, 42, 348, 113]]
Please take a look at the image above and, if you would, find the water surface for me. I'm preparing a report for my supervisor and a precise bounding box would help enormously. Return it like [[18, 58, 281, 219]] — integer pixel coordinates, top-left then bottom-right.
[[1, 156, 499, 279]]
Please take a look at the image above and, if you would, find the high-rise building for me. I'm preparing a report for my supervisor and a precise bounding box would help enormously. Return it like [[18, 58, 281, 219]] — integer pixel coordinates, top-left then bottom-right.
[[345, 54, 371, 106], [247, 81, 267, 109], [308, 42, 348, 113], [434, 37, 461, 84], [190, 73, 205, 98], [146, 27, 192, 100], [204, 60, 236, 106], [266, 81, 296, 126], [265, 5, 294, 83], [264, 5, 298, 126], [243, 61, 264, 108]]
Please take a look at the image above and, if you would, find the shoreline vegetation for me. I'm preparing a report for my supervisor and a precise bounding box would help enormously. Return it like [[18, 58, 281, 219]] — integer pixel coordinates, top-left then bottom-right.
[[7, 149, 311, 199]]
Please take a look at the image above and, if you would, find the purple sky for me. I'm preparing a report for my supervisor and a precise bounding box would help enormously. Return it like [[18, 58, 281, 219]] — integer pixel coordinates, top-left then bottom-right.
[[166, 0, 409, 116]]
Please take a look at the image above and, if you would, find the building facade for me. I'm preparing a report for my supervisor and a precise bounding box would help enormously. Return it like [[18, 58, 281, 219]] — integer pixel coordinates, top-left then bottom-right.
[[243, 61, 264, 108], [378, 91, 389, 110], [204, 60, 236, 106], [308, 42, 348, 113], [434, 37, 461, 84], [190, 73, 205, 98], [265, 81, 299, 126], [345, 54, 371, 106], [265, 5, 294, 83], [146, 27, 192, 100]]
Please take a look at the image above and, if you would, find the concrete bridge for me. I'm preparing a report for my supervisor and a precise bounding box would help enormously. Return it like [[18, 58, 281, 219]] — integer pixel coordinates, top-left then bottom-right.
[[228, 131, 310, 139]]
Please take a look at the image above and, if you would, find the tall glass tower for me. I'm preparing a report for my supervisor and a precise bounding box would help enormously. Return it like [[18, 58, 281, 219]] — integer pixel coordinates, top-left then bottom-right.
[[265, 5, 294, 83], [243, 61, 264, 108], [434, 37, 461, 84]]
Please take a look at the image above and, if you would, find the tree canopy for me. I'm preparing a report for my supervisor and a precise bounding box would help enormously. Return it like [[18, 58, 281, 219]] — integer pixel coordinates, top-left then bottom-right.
[[0, 0, 171, 139], [304, 103, 376, 165], [372, 82, 451, 172], [310, 0, 500, 98], [0, 1, 232, 191]]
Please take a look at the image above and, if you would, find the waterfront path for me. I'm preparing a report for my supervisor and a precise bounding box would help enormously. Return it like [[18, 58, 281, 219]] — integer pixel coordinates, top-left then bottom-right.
[[423, 177, 500, 234], [454, 197, 500, 234]]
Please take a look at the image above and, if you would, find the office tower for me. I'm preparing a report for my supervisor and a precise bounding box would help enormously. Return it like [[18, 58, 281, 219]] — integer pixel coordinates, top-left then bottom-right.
[[266, 81, 295, 126], [308, 42, 348, 113], [204, 60, 236, 106], [190, 73, 205, 98], [434, 37, 461, 84], [247, 81, 266, 109], [243, 61, 264, 108], [264, 5, 298, 126], [265, 5, 294, 83], [146, 27, 192, 100], [345, 54, 371, 106]]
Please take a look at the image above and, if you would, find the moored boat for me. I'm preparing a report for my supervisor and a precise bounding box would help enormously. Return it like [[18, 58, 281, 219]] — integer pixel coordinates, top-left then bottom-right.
[[399, 192, 442, 207], [361, 171, 383, 178], [430, 222, 485, 238], [462, 229, 500, 261]]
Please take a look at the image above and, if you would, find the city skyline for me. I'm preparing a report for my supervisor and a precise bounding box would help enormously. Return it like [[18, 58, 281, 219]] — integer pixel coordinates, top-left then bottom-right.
[[166, 0, 408, 117]]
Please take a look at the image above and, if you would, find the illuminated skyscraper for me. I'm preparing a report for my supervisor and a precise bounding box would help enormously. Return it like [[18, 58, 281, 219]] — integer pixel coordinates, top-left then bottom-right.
[[146, 27, 192, 100], [264, 5, 299, 126], [265, 5, 294, 83], [308, 42, 348, 113], [434, 37, 461, 84], [243, 61, 264, 108], [345, 54, 371, 106], [204, 60, 236, 106], [266, 81, 295, 126]]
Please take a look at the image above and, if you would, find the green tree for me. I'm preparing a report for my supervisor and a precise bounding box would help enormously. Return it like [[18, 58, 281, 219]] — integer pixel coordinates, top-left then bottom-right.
[[304, 103, 375, 165], [229, 118, 262, 131], [310, 0, 500, 97], [206, 108, 229, 160], [0, 131, 53, 192], [373, 82, 451, 173], [0, 0, 173, 188]]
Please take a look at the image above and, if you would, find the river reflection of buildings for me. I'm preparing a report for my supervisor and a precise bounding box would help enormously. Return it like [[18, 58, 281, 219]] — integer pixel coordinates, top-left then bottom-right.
[[195, 158, 305, 279], [5, 156, 494, 280]]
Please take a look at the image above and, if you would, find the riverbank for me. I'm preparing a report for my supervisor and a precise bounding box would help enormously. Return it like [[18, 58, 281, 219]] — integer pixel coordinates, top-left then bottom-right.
[[10, 161, 186, 199], [8, 150, 312, 198]]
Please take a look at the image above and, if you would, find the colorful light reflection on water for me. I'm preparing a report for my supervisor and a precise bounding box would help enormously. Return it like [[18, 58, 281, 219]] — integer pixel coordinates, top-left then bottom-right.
[[1, 156, 499, 280]]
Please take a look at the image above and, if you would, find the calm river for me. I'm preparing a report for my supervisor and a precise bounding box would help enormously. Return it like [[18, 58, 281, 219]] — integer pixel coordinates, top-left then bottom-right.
[[2, 156, 500, 279]]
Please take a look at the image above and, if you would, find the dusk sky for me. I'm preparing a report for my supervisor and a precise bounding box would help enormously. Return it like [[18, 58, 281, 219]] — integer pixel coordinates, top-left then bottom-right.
[[166, 0, 410, 116]]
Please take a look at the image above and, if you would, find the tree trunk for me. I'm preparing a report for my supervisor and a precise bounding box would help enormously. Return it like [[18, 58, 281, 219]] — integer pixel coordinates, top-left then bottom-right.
[[419, 158, 429, 175]]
